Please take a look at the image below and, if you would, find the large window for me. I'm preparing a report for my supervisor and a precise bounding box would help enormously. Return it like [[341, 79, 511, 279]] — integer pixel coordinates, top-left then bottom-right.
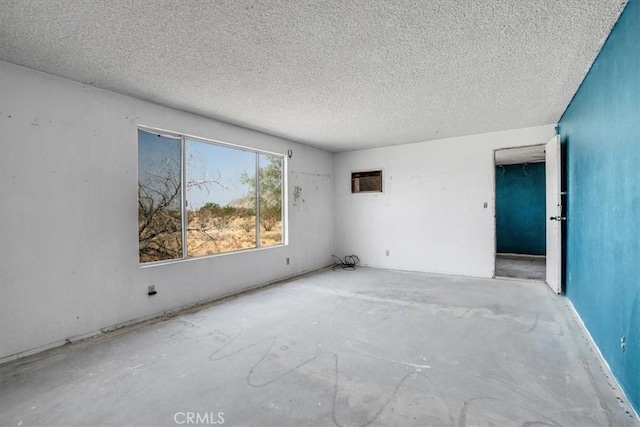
[[137, 128, 284, 264]]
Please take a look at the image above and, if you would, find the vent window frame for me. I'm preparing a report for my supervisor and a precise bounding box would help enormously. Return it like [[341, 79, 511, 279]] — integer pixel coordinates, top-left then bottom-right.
[[351, 169, 384, 194]]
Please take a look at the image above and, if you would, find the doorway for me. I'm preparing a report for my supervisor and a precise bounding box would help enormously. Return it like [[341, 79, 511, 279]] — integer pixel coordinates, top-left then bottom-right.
[[494, 145, 547, 281], [494, 136, 563, 294]]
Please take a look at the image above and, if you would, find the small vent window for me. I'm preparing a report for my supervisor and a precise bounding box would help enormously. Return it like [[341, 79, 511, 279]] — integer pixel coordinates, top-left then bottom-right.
[[351, 170, 383, 193]]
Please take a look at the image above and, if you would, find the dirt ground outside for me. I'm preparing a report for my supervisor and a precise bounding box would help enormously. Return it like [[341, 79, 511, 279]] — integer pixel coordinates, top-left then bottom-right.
[[139, 213, 283, 263], [187, 215, 283, 257]]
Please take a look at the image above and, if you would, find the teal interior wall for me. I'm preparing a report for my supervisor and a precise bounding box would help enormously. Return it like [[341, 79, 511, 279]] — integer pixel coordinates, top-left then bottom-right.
[[495, 163, 546, 255], [558, 0, 640, 413]]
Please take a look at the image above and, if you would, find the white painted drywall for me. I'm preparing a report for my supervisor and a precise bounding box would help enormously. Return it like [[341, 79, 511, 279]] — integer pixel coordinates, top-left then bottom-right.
[[333, 125, 556, 277], [0, 61, 334, 360]]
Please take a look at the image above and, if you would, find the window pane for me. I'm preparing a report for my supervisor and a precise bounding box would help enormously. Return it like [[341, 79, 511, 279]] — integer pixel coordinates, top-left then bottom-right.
[[259, 154, 283, 247], [138, 129, 183, 262], [186, 140, 256, 256]]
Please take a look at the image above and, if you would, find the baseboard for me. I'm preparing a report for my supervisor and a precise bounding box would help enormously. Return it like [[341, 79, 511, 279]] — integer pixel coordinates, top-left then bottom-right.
[[496, 252, 546, 259], [566, 299, 640, 421], [357, 263, 493, 280]]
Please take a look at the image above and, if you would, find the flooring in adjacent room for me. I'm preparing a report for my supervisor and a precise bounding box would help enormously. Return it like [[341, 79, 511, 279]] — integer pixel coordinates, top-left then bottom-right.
[[495, 253, 546, 281], [1, 268, 638, 426]]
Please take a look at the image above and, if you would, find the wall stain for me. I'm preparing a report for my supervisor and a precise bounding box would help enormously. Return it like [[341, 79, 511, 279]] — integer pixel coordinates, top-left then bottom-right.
[[293, 186, 302, 203]]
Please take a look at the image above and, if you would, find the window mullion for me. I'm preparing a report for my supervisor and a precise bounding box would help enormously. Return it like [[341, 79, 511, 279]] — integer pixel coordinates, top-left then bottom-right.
[[181, 136, 188, 259], [281, 157, 285, 244], [255, 153, 260, 248]]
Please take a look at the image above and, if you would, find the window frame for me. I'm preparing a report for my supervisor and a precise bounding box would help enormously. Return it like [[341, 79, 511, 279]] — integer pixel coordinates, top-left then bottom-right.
[[137, 125, 287, 266]]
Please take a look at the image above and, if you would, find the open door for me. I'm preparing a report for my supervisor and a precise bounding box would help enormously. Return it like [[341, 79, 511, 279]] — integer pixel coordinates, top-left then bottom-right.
[[545, 135, 563, 294]]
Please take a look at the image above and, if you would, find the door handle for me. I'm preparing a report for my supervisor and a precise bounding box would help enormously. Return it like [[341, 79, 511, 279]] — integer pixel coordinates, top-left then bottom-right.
[[549, 216, 566, 221]]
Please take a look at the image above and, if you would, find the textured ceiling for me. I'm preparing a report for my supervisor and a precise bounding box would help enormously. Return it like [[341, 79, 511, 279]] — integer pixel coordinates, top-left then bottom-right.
[[0, 0, 627, 152]]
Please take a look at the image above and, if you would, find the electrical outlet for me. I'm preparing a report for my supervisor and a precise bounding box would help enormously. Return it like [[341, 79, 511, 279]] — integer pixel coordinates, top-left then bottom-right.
[[148, 285, 157, 296], [286, 257, 290, 265], [621, 335, 626, 353], [385, 250, 390, 257]]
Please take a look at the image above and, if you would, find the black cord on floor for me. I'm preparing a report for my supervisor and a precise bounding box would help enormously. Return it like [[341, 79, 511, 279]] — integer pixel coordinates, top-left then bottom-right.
[[332, 254, 360, 270]]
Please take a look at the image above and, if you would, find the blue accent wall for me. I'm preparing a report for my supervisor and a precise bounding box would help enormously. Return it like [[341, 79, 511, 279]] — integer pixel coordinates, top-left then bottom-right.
[[495, 163, 546, 255], [558, 0, 640, 413]]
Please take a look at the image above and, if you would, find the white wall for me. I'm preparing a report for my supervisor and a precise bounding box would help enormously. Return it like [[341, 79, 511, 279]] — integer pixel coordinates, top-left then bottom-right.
[[333, 125, 556, 277], [0, 61, 334, 360]]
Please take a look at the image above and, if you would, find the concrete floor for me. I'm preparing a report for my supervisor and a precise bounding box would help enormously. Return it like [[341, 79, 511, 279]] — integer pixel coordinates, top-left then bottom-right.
[[496, 254, 547, 281], [1, 268, 638, 427]]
